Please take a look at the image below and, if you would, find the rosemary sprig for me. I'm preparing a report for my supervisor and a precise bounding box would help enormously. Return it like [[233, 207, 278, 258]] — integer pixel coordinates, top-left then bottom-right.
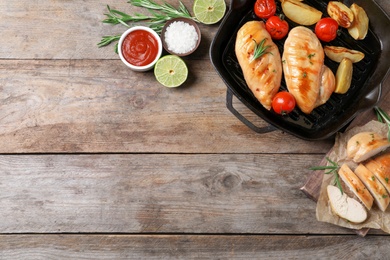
[[250, 38, 272, 63], [310, 157, 343, 194], [99, 0, 198, 49], [103, 5, 152, 26], [97, 35, 121, 48], [128, 0, 197, 21], [145, 11, 173, 33], [97, 35, 120, 53], [374, 106, 390, 142]]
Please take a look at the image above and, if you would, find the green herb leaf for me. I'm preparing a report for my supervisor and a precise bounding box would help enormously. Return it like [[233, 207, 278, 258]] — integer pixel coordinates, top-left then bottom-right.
[[103, 5, 152, 26], [334, 173, 343, 195], [250, 38, 272, 63], [374, 106, 390, 142], [128, 0, 195, 20], [97, 35, 121, 48], [309, 165, 339, 170], [310, 157, 343, 194]]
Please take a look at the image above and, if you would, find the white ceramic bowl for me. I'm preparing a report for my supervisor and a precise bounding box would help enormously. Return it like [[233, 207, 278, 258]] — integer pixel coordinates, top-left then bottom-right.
[[118, 26, 163, 72]]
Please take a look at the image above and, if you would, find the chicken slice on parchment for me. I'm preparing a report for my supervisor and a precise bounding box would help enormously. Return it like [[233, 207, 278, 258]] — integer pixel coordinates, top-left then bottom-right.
[[235, 21, 282, 110]]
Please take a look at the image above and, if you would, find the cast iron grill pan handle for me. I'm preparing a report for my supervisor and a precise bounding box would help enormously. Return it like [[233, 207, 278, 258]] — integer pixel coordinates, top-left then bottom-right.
[[226, 89, 276, 133]]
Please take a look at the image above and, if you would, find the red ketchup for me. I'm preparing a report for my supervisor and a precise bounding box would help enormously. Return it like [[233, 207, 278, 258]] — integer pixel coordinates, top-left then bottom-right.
[[121, 30, 159, 67]]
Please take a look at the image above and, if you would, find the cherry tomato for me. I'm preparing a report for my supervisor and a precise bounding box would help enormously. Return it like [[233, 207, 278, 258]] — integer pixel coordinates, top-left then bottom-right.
[[254, 0, 277, 19], [266, 15, 289, 40], [315, 18, 339, 42], [272, 91, 296, 115]]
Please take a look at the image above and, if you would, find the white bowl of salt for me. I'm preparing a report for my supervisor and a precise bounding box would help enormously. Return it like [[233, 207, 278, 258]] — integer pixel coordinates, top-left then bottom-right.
[[161, 18, 201, 57]]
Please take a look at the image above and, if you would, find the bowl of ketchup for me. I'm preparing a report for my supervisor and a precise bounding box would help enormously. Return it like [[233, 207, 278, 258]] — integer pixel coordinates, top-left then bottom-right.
[[118, 26, 163, 72]]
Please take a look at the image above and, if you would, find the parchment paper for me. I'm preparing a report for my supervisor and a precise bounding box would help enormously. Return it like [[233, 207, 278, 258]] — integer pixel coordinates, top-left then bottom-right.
[[316, 120, 390, 233]]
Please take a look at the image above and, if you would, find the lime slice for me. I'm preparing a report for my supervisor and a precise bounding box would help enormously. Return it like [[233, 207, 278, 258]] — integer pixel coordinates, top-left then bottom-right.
[[193, 0, 226, 25], [154, 55, 188, 88]]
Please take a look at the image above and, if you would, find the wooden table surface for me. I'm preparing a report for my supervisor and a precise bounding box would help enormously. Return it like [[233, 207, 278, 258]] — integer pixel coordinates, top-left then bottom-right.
[[1, 0, 389, 258]]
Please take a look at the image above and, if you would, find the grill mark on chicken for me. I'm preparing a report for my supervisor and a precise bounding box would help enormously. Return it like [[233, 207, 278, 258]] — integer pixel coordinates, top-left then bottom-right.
[[282, 26, 335, 114], [235, 21, 282, 110]]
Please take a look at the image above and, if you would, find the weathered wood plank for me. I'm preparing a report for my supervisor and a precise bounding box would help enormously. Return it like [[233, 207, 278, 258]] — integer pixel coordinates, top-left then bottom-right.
[[0, 153, 374, 234], [0, 0, 388, 60], [0, 0, 220, 60], [0, 234, 389, 259], [0, 0, 388, 153], [0, 59, 333, 153]]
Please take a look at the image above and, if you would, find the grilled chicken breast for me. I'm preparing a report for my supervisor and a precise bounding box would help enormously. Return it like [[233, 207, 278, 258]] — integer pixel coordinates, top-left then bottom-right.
[[316, 66, 336, 107], [365, 153, 390, 194], [235, 21, 282, 110], [283, 26, 334, 114], [355, 163, 390, 212], [338, 163, 374, 210], [347, 132, 390, 163]]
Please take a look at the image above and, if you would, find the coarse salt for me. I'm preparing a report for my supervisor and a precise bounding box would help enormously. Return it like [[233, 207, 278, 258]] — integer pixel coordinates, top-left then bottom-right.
[[164, 21, 199, 54]]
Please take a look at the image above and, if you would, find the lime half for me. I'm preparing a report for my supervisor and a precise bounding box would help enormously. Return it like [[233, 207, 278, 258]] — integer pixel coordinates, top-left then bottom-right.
[[154, 55, 188, 88], [193, 0, 226, 25]]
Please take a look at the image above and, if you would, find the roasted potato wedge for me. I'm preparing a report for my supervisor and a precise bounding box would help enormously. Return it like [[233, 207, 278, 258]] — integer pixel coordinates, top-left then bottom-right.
[[348, 3, 369, 40], [327, 1, 354, 28], [334, 58, 353, 94], [324, 46, 365, 63], [281, 0, 322, 26]]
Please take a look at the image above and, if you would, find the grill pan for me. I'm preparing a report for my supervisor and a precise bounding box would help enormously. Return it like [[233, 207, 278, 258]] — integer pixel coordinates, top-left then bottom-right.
[[210, 0, 390, 140]]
